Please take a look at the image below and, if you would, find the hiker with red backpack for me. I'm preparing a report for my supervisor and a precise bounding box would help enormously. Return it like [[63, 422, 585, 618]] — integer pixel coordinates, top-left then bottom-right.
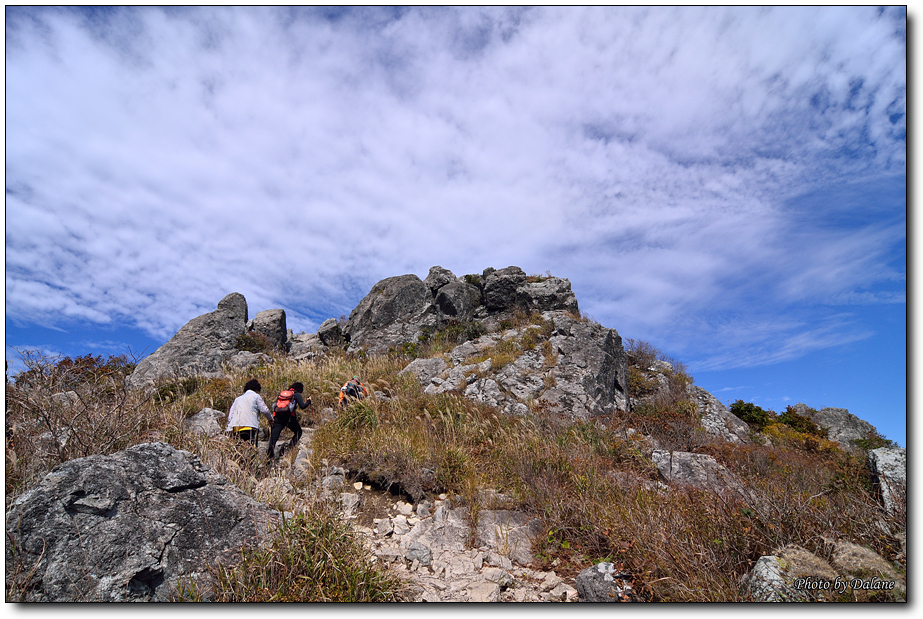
[[267, 382, 312, 460], [226, 378, 273, 445], [338, 375, 368, 407]]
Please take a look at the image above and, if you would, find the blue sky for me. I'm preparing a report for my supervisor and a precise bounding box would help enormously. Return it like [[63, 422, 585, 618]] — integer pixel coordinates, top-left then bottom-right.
[[5, 6, 907, 446]]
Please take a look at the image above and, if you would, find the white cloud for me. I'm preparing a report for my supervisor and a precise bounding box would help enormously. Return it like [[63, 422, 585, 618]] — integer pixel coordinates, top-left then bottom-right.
[[5, 6, 905, 369]]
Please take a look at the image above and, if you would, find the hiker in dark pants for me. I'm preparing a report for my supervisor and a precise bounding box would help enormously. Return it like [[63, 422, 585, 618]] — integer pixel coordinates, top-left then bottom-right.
[[267, 382, 311, 459]]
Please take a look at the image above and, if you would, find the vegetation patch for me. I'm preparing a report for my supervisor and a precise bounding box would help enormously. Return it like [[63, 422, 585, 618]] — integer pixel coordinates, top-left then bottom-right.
[[179, 508, 408, 602], [234, 331, 279, 354]]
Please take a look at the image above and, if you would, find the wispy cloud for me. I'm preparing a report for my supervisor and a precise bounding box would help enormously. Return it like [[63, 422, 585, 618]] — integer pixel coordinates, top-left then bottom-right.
[[6, 6, 905, 371]]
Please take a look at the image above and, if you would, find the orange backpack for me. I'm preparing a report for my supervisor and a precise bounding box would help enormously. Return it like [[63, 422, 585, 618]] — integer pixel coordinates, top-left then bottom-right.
[[273, 389, 296, 417]]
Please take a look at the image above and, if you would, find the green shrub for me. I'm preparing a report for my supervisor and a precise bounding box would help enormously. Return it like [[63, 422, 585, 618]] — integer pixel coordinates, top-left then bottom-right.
[[778, 406, 824, 437], [433, 320, 487, 346], [463, 273, 482, 287], [628, 367, 658, 398], [850, 431, 896, 451], [729, 400, 775, 432]]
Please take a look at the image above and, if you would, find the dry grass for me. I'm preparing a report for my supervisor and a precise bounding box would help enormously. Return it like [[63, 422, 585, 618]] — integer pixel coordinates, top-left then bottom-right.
[[176, 505, 409, 602]]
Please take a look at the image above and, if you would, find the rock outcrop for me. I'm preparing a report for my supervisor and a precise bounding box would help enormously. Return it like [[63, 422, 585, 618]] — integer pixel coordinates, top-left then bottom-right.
[[538, 311, 629, 416], [342, 266, 580, 356], [435, 281, 482, 320], [316, 318, 347, 348], [345, 274, 438, 355], [792, 403, 877, 447], [401, 309, 629, 419], [250, 309, 287, 350], [650, 449, 746, 495], [183, 408, 225, 437], [867, 447, 906, 516], [128, 293, 249, 388], [483, 266, 528, 311], [686, 385, 751, 444], [5, 442, 279, 602]]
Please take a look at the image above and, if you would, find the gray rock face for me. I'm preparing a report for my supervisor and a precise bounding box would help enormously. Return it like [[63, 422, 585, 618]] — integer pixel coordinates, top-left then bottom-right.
[[538, 311, 629, 417], [741, 555, 794, 602], [288, 332, 326, 360], [423, 266, 457, 296], [868, 447, 906, 515], [184, 408, 225, 437], [316, 318, 347, 348], [345, 274, 437, 355], [475, 510, 543, 566], [435, 281, 482, 320], [128, 293, 249, 389], [464, 377, 505, 408], [794, 404, 877, 446], [399, 357, 448, 386], [650, 450, 750, 500], [496, 351, 546, 401], [227, 350, 272, 370], [575, 563, 639, 602], [515, 277, 579, 314], [251, 309, 287, 349], [687, 385, 751, 444], [483, 266, 527, 311], [741, 544, 847, 602], [5, 442, 278, 602]]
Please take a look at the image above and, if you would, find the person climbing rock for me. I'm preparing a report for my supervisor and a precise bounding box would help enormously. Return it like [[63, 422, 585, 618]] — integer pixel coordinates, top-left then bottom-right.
[[267, 382, 311, 459], [338, 375, 369, 407], [225, 378, 273, 445]]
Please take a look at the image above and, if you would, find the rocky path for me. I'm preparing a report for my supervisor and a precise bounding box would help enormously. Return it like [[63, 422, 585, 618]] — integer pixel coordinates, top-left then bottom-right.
[[259, 420, 580, 602]]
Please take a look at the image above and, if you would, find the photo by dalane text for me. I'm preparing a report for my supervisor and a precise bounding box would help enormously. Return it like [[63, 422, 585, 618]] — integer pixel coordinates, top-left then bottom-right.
[[793, 576, 897, 594]]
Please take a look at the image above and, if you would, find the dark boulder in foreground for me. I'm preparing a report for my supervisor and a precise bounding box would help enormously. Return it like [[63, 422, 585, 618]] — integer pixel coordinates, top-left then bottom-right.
[[5, 442, 278, 602]]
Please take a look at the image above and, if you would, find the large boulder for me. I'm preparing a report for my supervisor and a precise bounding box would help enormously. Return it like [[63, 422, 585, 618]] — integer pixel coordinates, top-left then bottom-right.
[[538, 311, 630, 417], [650, 449, 742, 492], [5, 442, 279, 602], [398, 357, 448, 386], [345, 274, 438, 355], [483, 266, 527, 312], [128, 293, 248, 389], [183, 408, 225, 437], [515, 277, 578, 314], [741, 543, 903, 602], [686, 385, 751, 444], [792, 404, 877, 447], [423, 265, 457, 296], [251, 309, 287, 350], [316, 318, 347, 348], [868, 447, 906, 516], [288, 332, 327, 360], [435, 281, 482, 321]]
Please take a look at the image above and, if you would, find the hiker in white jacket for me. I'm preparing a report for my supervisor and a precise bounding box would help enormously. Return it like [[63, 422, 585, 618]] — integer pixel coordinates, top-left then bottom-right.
[[226, 378, 273, 444]]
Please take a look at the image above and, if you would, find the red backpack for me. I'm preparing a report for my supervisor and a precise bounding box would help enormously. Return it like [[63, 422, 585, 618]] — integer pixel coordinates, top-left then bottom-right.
[[273, 389, 296, 417]]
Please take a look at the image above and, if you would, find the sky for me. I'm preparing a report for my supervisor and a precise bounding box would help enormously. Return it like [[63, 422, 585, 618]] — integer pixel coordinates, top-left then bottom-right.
[[5, 6, 907, 446]]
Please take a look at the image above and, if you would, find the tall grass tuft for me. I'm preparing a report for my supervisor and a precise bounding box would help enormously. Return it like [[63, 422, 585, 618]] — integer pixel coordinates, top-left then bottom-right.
[[178, 505, 409, 602]]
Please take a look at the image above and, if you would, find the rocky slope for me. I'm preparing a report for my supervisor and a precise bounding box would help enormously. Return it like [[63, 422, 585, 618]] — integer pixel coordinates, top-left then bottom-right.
[[13, 265, 904, 602]]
